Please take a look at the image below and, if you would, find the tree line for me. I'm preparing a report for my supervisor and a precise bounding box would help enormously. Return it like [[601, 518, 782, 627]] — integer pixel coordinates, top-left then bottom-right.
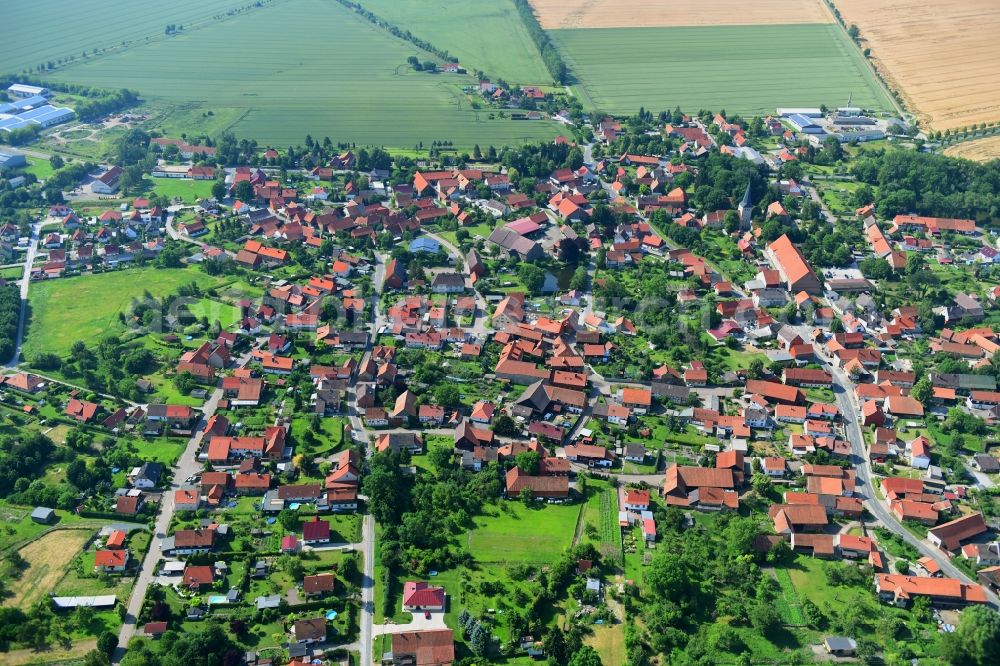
[[0, 285, 21, 365], [511, 0, 569, 84], [852, 144, 1000, 223]]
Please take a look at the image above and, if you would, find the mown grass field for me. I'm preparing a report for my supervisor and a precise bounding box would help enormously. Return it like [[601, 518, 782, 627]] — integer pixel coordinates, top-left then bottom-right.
[[187, 296, 241, 329], [358, 0, 551, 84], [24, 266, 230, 358], [151, 177, 214, 203], [467, 501, 579, 563], [45, 0, 561, 149], [551, 23, 893, 116], [4, 528, 92, 607]]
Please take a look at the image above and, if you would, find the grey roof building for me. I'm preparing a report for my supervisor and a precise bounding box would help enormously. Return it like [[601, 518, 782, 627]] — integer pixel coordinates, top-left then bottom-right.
[[31, 507, 55, 524]]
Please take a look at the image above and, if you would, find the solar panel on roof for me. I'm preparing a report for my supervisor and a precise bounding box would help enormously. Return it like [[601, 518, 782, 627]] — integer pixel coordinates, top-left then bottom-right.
[[16, 95, 49, 109], [16, 105, 73, 124], [0, 117, 31, 131]]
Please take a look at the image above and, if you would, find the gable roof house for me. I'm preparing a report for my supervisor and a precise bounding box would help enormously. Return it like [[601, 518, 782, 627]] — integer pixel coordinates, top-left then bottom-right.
[[769, 504, 829, 534], [94, 549, 129, 573], [505, 467, 569, 499], [928, 513, 988, 551], [291, 618, 327, 644], [301, 573, 336, 598], [663, 464, 737, 510], [402, 581, 446, 611], [875, 574, 988, 608], [389, 629, 455, 666], [765, 234, 822, 294]]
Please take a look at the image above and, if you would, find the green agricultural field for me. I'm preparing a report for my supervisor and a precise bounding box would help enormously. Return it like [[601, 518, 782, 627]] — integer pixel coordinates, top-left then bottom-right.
[[551, 24, 893, 116], [467, 501, 580, 564], [0, 0, 248, 74], [148, 103, 248, 141], [357, 0, 551, 84], [23, 266, 230, 358], [44, 0, 561, 149]]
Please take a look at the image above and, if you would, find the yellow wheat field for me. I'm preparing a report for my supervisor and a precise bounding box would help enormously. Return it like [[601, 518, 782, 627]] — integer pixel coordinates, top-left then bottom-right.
[[944, 136, 1000, 163], [529, 0, 834, 29], [832, 0, 1000, 130]]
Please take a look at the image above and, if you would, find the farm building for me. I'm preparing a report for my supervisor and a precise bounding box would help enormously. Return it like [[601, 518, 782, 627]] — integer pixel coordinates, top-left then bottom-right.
[[51, 595, 117, 610], [15, 105, 75, 128], [7, 83, 49, 98], [31, 506, 56, 524], [0, 150, 27, 171], [787, 114, 823, 133]]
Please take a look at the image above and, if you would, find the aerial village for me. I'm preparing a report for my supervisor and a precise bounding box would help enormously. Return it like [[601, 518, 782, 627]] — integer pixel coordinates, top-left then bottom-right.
[[2, 86, 1000, 665]]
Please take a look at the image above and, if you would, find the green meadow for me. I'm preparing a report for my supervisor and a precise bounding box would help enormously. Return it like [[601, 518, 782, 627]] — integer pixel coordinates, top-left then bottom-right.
[[357, 0, 551, 84], [467, 501, 580, 564], [551, 23, 893, 116], [24, 266, 229, 358], [41, 0, 560, 149]]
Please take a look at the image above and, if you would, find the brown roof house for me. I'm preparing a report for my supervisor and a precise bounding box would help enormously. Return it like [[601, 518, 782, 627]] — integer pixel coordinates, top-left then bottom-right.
[[662, 464, 737, 510], [389, 628, 455, 666], [505, 467, 568, 500], [291, 618, 327, 644], [928, 513, 988, 551], [303, 573, 336, 597]]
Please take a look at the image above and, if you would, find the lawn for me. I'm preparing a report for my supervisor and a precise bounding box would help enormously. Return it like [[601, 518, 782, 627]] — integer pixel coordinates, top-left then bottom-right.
[[586, 625, 626, 666], [467, 501, 580, 564], [129, 436, 187, 465], [45, 0, 562, 149], [186, 296, 241, 329], [784, 555, 868, 610], [150, 177, 215, 203], [23, 157, 55, 181], [23, 266, 231, 358], [357, 0, 551, 84], [290, 416, 345, 455], [550, 23, 893, 116]]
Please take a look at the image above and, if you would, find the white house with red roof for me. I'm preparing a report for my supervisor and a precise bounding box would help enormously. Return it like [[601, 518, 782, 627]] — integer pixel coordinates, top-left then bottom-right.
[[623, 489, 650, 512]]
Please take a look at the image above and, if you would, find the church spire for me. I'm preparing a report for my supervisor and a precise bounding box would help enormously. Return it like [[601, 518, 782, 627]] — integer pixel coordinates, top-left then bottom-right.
[[740, 180, 753, 209]]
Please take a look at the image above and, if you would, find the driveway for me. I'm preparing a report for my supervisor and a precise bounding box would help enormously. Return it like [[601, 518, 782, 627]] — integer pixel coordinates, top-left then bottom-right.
[[965, 459, 995, 489], [373, 609, 448, 637]]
